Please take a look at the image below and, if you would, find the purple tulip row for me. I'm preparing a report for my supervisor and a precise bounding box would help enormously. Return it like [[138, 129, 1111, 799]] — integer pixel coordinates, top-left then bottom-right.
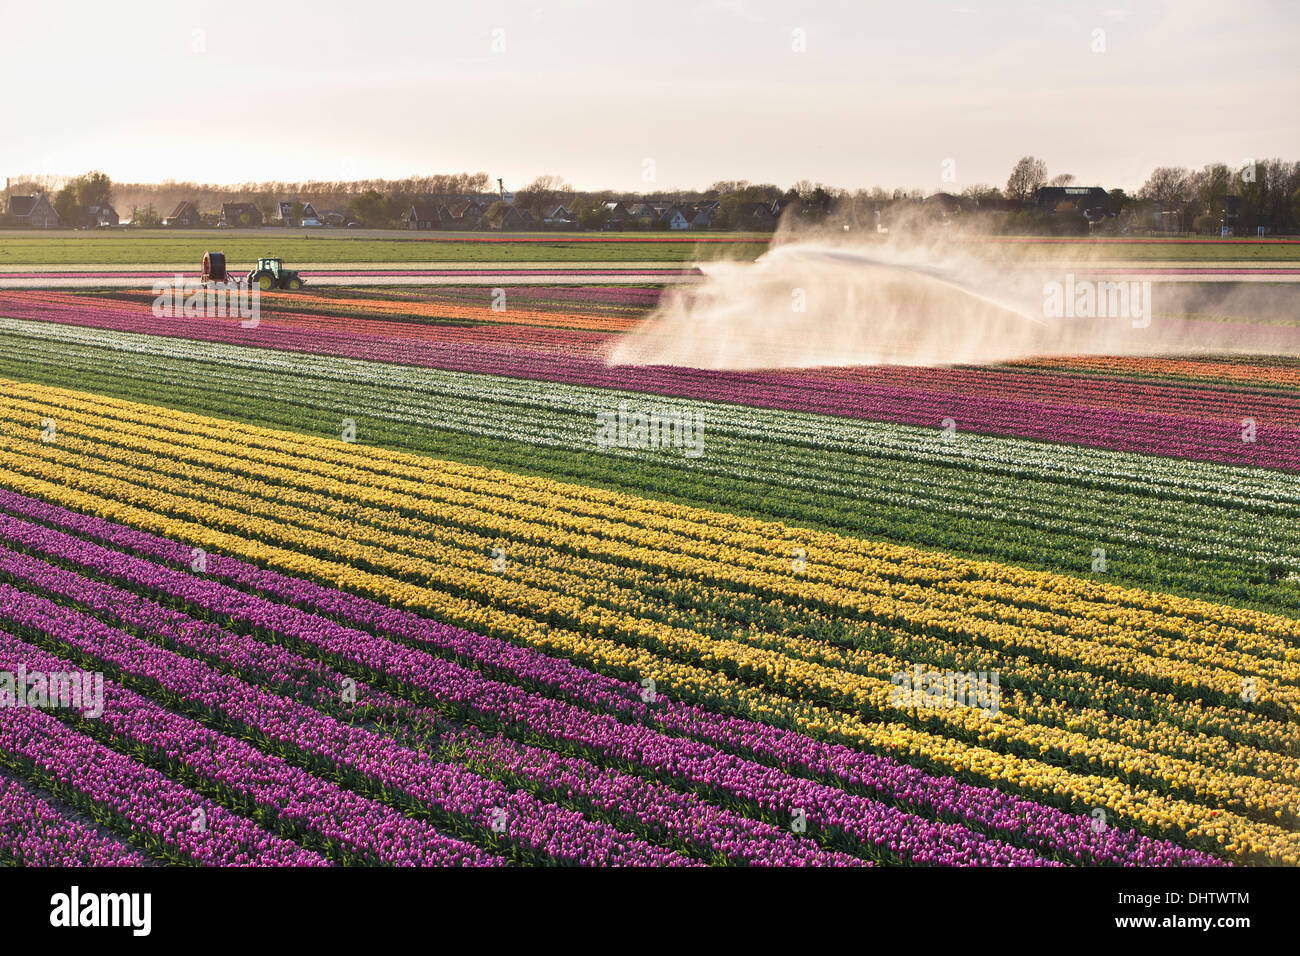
[[0, 772, 148, 866], [0, 531, 854, 866], [5, 293, 1296, 470], [0, 626, 499, 867], [0, 672, 327, 866], [441, 725, 868, 866], [0, 572, 693, 867], [0, 516, 1042, 866], [0, 521, 412, 721], [0, 529, 970, 865], [0, 488, 1223, 865]]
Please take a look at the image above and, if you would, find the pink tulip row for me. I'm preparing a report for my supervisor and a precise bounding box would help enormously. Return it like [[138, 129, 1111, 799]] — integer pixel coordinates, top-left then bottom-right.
[[3, 289, 1293, 470]]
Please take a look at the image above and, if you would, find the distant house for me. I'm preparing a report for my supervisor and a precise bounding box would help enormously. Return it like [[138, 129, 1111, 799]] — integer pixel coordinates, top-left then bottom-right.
[[7, 194, 60, 228], [543, 205, 577, 228], [1032, 186, 1111, 228], [770, 197, 799, 220], [665, 207, 691, 230], [600, 201, 631, 229], [1034, 186, 1107, 211], [163, 201, 201, 227], [274, 200, 319, 226], [446, 200, 486, 228], [406, 201, 450, 230], [687, 207, 712, 230], [485, 204, 525, 230], [220, 202, 263, 227], [83, 204, 119, 228], [735, 201, 777, 229], [628, 203, 659, 223]]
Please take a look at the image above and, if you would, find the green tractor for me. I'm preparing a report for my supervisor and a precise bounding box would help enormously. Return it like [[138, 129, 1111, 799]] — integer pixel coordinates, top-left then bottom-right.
[[247, 257, 304, 291]]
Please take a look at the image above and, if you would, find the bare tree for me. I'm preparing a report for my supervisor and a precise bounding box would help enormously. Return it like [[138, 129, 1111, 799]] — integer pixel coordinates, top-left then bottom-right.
[[517, 174, 572, 216], [961, 184, 1004, 205], [1006, 156, 1048, 201], [1137, 167, 1191, 204], [1048, 173, 1076, 187]]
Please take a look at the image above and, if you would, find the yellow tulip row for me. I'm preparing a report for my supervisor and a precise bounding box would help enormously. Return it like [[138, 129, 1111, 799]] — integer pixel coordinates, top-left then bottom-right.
[[23, 376, 1291, 665], [712, 593, 1297, 756], [1, 385, 1298, 864], [20, 381, 1300, 682], [30, 404, 1292, 787], [9, 378, 1296, 671], [4, 386, 1296, 707], [4, 403, 1296, 745], [700, 609, 1299, 784], [2, 392, 1296, 778]]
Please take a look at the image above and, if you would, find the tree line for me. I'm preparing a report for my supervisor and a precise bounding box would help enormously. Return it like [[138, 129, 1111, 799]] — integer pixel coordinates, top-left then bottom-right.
[[6, 159, 1300, 234]]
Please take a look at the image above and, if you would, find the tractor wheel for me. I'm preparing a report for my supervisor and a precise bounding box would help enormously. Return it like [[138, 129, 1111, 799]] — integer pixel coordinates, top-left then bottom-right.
[[257, 274, 275, 292], [285, 277, 302, 291]]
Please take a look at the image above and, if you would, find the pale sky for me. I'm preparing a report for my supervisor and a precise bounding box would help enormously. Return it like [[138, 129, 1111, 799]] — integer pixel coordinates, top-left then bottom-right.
[[2, 0, 1297, 194]]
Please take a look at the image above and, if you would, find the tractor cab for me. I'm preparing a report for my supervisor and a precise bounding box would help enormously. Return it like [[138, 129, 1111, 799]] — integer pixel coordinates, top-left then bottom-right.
[[257, 257, 282, 277]]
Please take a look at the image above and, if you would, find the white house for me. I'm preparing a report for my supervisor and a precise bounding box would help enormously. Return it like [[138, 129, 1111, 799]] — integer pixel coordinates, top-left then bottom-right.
[[275, 200, 320, 225]]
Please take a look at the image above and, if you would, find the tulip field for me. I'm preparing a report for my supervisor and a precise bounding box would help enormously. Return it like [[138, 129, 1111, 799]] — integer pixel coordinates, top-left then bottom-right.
[[0, 278, 1297, 868]]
